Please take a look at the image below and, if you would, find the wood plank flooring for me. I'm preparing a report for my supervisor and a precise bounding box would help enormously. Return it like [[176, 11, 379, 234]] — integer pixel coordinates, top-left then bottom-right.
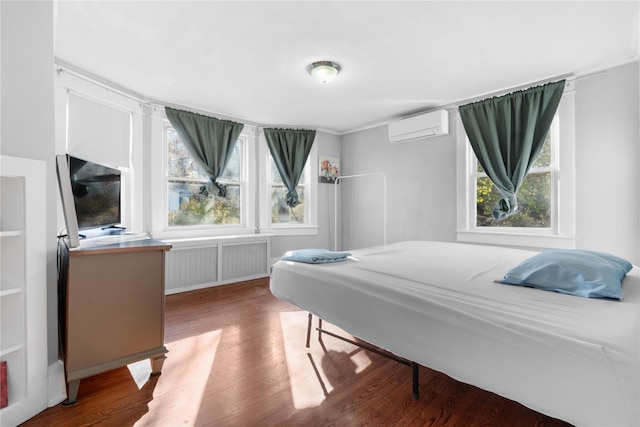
[[21, 278, 573, 426]]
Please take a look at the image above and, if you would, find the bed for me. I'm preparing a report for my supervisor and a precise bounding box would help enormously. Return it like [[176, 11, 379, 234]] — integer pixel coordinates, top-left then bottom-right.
[[269, 241, 639, 427]]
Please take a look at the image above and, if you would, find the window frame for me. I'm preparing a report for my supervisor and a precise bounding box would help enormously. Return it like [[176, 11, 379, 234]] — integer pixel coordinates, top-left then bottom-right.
[[469, 115, 558, 233], [258, 129, 318, 236], [55, 70, 144, 233], [149, 108, 257, 240], [267, 155, 307, 225], [164, 124, 247, 230], [456, 80, 576, 249]]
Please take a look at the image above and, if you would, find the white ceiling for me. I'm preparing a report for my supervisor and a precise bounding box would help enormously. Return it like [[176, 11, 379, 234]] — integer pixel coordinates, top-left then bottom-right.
[[54, 1, 639, 134]]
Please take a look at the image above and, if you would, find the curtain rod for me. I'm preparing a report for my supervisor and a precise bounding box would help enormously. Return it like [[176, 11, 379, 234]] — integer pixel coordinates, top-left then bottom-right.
[[149, 100, 338, 133], [430, 61, 624, 113], [56, 59, 322, 131], [149, 100, 261, 128], [340, 65, 617, 136], [436, 74, 578, 113], [344, 70, 595, 135], [56, 59, 146, 104]]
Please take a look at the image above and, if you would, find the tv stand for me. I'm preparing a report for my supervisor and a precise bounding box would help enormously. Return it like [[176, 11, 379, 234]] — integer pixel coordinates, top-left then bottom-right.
[[58, 236, 171, 404], [100, 225, 126, 235]]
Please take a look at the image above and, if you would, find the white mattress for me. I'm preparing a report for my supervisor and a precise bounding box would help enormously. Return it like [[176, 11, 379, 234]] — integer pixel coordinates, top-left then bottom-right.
[[270, 241, 640, 427]]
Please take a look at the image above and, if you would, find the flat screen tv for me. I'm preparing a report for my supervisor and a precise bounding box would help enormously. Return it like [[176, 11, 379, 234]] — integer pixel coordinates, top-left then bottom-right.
[[66, 155, 122, 231]]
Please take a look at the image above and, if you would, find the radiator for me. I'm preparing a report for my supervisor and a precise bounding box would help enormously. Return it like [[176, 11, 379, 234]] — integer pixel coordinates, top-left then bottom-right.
[[164, 237, 270, 294]]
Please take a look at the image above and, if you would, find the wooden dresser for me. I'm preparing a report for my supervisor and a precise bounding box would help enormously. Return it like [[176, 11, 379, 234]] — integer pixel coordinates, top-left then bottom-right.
[[58, 236, 171, 404]]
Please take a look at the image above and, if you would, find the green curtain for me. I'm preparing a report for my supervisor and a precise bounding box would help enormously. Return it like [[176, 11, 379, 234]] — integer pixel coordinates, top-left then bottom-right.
[[165, 107, 244, 197], [264, 128, 316, 207], [459, 80, 565, 220]]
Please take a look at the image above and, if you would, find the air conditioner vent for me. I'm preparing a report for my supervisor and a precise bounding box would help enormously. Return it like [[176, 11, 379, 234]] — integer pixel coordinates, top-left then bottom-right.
[[388, 109, 449, 144]]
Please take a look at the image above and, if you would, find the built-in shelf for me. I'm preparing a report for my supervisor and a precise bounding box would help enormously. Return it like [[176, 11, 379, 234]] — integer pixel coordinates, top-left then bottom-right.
[[0, 231, 22, 238], [0, 288, 22, 298], [0, 156, 47, 427], [0, 345, 24, 358]]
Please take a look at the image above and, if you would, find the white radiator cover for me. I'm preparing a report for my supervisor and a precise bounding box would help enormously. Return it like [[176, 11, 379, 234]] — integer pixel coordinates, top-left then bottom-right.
[[164, 236, 271, 294]]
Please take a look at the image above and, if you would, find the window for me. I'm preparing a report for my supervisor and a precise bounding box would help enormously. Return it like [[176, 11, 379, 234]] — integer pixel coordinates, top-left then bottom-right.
[[269, 156, 306, 224], [151, 111, 316, 239], [473, 117, 556, 229], [259, 131, 318, 235], [456, 83, 576, 249], [166, 126, 244, 228]]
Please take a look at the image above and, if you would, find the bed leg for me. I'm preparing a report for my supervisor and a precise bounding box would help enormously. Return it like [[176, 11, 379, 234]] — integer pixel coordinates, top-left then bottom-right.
[[306, 313, 313, 348], [318, 318, 323, 342], [412, 362, 419, 400]]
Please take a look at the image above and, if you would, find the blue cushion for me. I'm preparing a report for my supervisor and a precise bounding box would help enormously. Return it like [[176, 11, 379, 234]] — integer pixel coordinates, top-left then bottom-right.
[[500, 249, 632, 300], [281, 248, 352, 264]]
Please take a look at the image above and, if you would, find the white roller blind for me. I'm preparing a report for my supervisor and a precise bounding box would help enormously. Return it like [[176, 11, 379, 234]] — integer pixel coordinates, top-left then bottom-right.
[[67, 93, 131, 167]]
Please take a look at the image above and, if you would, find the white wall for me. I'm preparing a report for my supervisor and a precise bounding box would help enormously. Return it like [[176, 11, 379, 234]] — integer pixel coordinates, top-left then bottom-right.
[[575, 62, 639, 263], [341, 61, 640, 264], [340, 116, 458, 250], [1, 1, 58, 363]]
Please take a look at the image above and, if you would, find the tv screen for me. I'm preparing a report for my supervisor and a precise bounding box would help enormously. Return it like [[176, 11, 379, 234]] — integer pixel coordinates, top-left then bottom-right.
[[67, 155, 121, 230]]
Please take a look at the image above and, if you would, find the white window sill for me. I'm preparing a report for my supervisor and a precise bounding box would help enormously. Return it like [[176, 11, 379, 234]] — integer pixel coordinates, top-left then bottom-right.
[[260, 225, 319, 237], [457, 230, 576, 249], [152, 227, 263, 242], [157, 232, 273, 249]]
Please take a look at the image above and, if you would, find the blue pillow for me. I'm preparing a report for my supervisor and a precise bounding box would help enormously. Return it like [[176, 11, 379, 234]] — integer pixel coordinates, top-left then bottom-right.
[[500, 249, 632, 300], [281, 248, 352, 264]]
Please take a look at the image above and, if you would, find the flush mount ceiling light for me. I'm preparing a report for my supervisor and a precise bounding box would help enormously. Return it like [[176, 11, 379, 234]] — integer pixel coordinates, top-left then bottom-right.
[[307, 61, 341, 84]]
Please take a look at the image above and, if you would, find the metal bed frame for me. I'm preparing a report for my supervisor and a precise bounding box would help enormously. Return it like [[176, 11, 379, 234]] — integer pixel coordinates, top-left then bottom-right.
[[305, 312, 420, 399]]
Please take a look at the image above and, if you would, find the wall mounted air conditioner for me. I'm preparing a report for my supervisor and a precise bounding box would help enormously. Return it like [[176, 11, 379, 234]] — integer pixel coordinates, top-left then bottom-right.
[[388, 109, 449, 144]]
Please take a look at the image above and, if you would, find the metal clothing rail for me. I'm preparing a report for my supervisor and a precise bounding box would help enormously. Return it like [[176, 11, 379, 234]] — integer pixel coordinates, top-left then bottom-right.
[[333, 172, 387, 251], [305, 313, 420, 400]]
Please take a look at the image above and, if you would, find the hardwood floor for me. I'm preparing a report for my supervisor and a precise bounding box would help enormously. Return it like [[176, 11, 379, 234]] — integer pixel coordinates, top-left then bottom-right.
[[22, 278, 572, 426]]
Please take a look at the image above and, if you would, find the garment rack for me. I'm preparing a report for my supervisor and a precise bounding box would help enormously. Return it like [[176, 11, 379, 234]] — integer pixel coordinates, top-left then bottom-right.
[[333, 172, 387, 251]]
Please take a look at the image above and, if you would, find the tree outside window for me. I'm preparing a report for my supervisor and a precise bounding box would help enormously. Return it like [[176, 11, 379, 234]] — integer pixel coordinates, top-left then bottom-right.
[[474, 120, 555, 228], [270, 156, 305, 224], [167, 128, 241, 226]]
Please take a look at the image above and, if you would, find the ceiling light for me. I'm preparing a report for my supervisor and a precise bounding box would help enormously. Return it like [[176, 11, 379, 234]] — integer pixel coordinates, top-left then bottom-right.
[[307, 61, 341, 84]]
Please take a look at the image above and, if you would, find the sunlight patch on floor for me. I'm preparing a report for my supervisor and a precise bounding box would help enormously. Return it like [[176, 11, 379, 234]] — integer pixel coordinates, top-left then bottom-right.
[[279, 311, 372, 409], [135, 330, 222, 427]]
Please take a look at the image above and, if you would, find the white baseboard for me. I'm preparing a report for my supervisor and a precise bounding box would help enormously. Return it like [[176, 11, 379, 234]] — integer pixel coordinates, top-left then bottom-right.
[[48, 360, 67, 407]]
